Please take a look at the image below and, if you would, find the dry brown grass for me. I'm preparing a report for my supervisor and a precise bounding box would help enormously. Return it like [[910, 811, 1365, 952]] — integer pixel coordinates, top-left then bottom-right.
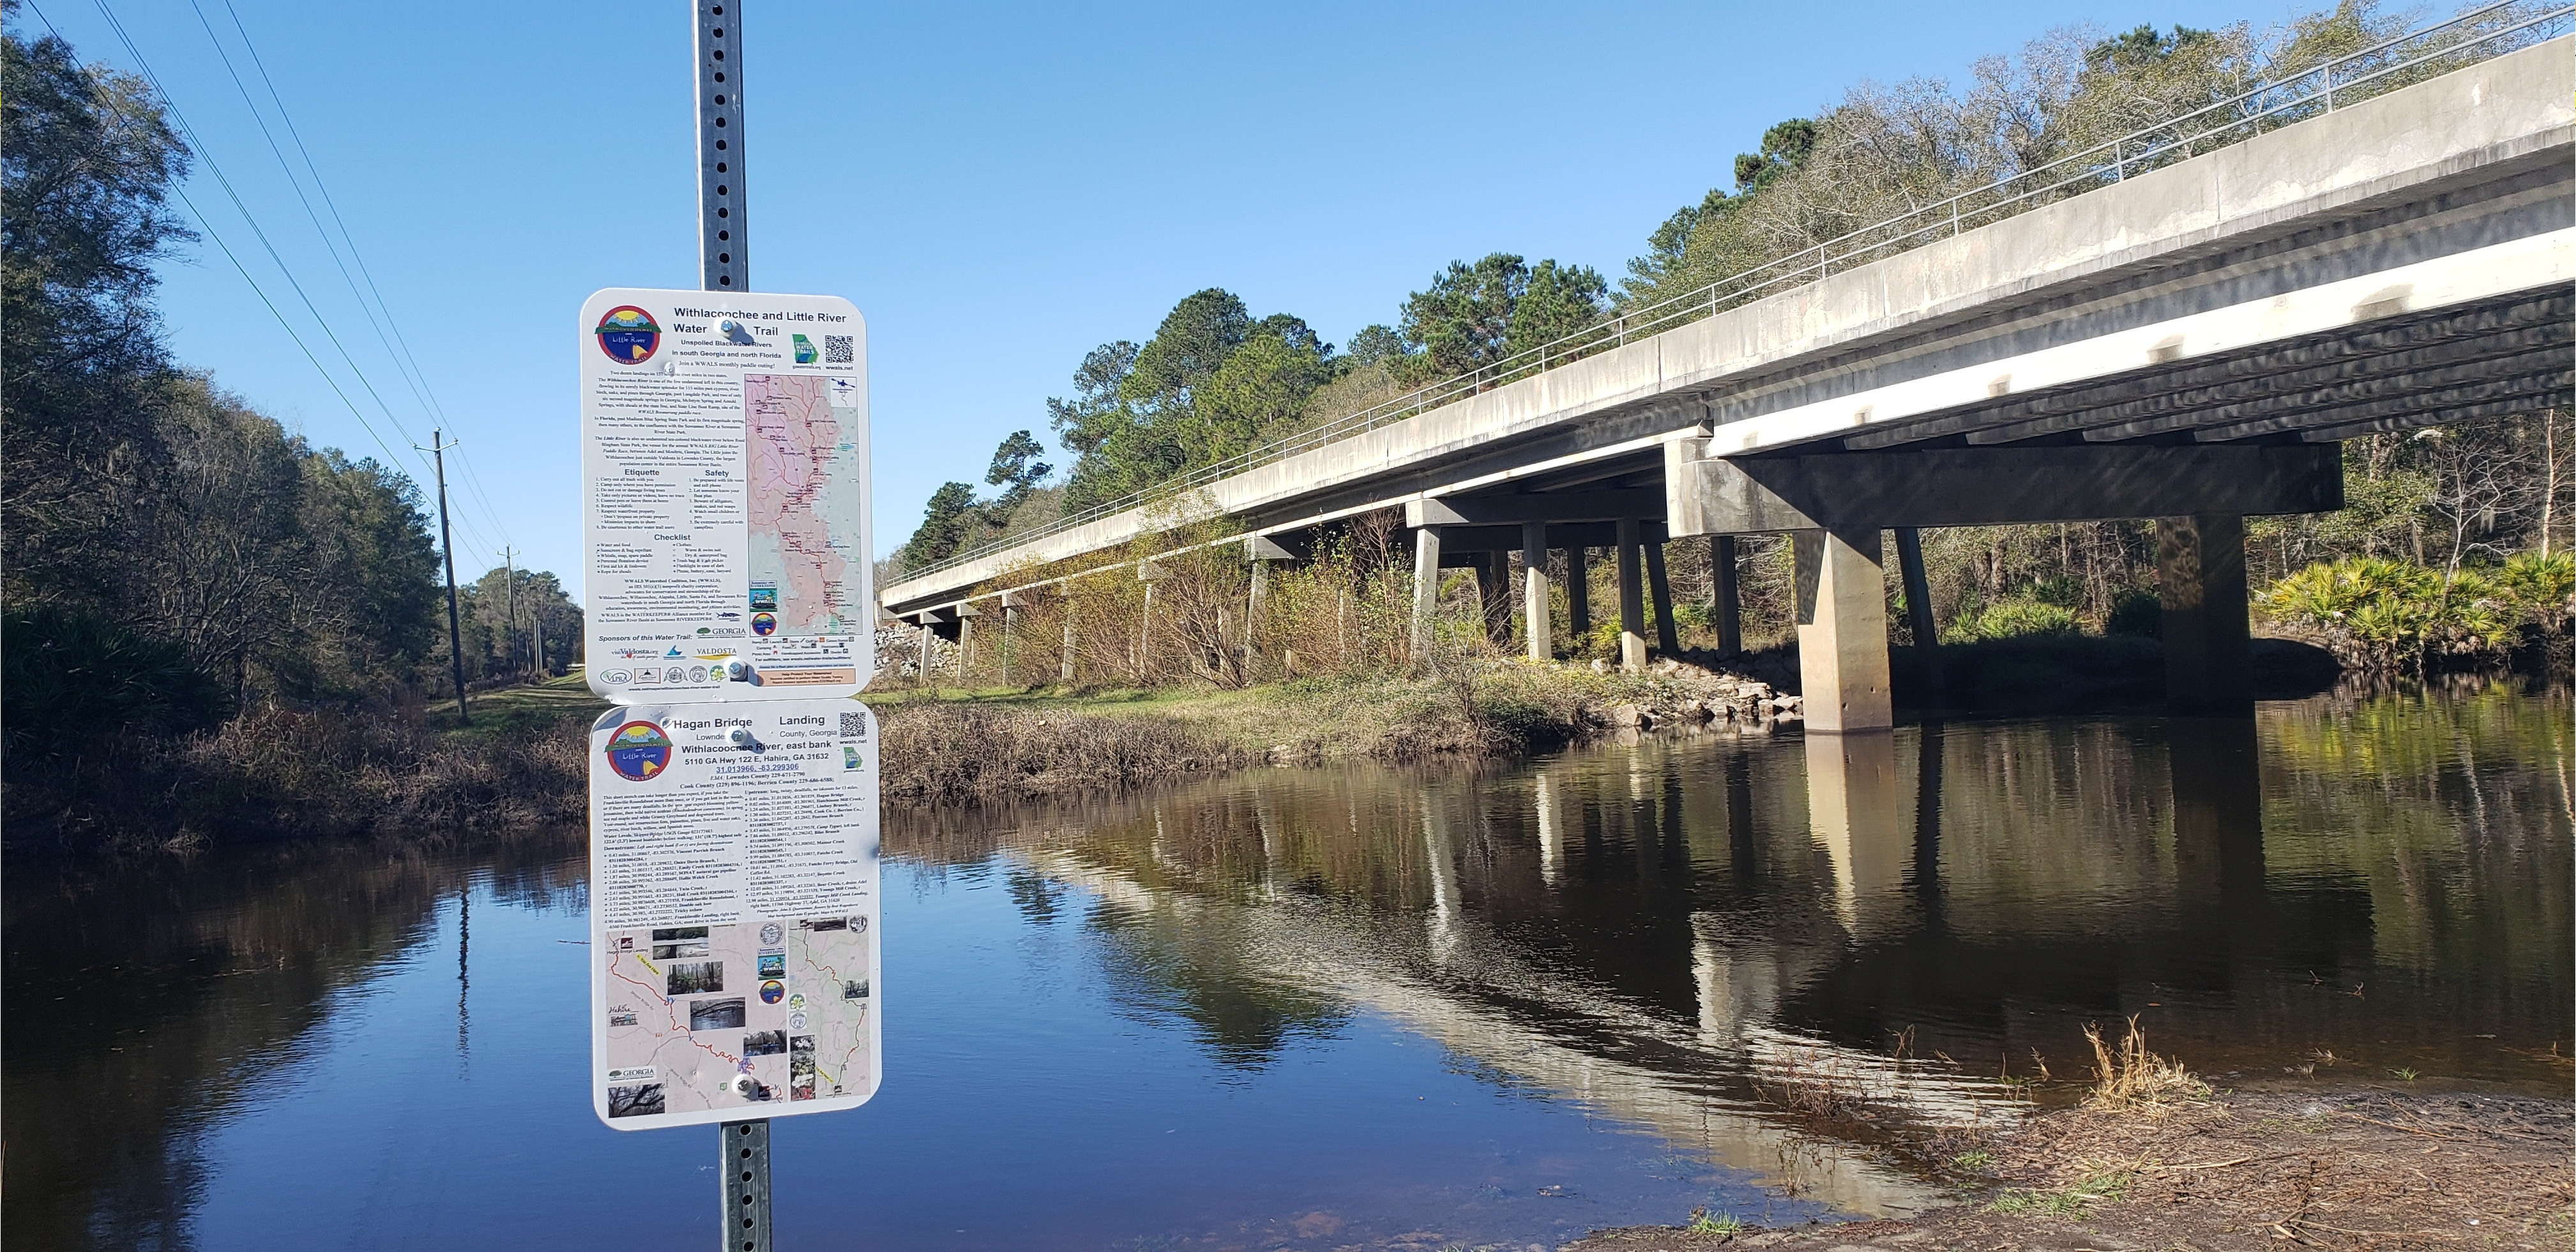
[[875, 701, 1253, 805], [2084, 1015, 2213, 1112], [6, 702, 591, 855]]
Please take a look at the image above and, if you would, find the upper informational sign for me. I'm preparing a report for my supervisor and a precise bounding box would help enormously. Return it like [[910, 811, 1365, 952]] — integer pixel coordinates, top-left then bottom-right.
[[588, 699, 883, 1130], [580, 288, 872, 704]]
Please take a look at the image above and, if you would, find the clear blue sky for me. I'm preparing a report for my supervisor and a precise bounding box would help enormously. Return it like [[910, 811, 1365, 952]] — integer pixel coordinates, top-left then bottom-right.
[[26, 0, 2319, 600]]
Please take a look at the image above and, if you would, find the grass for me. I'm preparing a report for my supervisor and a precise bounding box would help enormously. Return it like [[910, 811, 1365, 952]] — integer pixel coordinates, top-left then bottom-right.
[[864, 659, 1775, 804], [1988, 1169, 2135, 1216], [425, 669, 609, 735], [1686, 1209, 1746, 1235], [2084, 1017, 2213, 1111], [1950, 1149, 1994, 1172]]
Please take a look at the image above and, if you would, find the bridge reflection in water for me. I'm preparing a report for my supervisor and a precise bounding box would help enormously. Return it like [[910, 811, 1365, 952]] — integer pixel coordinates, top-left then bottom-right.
[[890, 687, 2572, 1215]]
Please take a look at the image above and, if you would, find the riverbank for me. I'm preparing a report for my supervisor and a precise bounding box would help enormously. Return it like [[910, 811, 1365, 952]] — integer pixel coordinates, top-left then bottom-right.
[[0, 634, 2404, 851], [1571, 1085, 2575, 1251], [869, 655, 1799, 805], [1, 673, 596, 856]]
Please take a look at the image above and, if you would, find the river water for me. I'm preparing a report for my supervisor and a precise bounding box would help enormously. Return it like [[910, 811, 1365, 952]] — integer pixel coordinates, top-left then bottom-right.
[[7, 682, 2568, 1251]]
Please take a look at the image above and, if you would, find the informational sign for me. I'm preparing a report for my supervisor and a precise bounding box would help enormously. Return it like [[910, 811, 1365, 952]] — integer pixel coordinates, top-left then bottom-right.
[[587, 698, 883, 1130], [580, 288, 872, 704]]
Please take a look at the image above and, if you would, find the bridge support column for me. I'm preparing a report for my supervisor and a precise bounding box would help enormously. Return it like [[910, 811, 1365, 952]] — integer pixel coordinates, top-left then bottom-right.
[[1895, 527, 1941, 694], [1001, 602, 1017, 686], [1521, 521, 1552, 662], [1411, 525, 1443, 668], [2158, 514, 2252, 714], [918, 620, 935, 689], [956, 606, 976, 680], [1061, 615, 1076, 684], [1565, 547, 1591, 638], [1793, 526, 1893, 732], [1243, 557, 1269, 681], [1644, 537, 1679, 657], [1615, 518, 1648, 673], [1479, 552, 1512, 648], [1709, 536, 1741, 659]]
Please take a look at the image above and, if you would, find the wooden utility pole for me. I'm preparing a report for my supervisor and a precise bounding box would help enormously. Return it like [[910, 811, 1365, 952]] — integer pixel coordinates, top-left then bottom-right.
[[503, 545, 520, 677], [423, 430, 469, 724]]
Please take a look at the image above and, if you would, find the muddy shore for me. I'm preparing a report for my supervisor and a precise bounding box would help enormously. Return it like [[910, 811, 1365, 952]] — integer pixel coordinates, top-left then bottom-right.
[[1570, 1087, 2573, 1252]]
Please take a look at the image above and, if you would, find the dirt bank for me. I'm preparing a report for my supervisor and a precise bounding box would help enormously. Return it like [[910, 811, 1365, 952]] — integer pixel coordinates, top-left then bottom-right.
[[1572, 1088, 2573, 1252]]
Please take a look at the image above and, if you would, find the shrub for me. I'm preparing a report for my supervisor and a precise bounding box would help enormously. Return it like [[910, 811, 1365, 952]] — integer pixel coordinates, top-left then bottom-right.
[[1, 606, 227, 761], [2103, 587, 2161, 637], [2259, 555, 2552, 671], [1944, 599, 2082, 643]]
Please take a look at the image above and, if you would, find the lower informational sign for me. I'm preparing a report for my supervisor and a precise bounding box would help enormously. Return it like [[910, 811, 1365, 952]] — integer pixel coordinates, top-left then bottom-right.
[[587, 698, 882, 1130]]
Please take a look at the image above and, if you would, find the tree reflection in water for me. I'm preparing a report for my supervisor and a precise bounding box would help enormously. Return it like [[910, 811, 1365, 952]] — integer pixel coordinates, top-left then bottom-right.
[[894, 681, 2570, 1190]]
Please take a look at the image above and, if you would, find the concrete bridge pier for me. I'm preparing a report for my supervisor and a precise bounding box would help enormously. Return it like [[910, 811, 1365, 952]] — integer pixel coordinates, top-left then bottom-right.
[[1478, 552, 1512, 648], [1614, 518, 1648, 672], [1521, 522, 1552, 661], [1001, 591, 1025, 685], [1411, 524, 1443, 668], [1644, 538, 1679, 657], [1794, 527, 1895, 732], [1060, 613, 1076, 684], [1669, 440, 2344, 726], [2158, 514, 2253, 714], [1565, 547, 1591, 639], [1709, 535, 1742, 659]]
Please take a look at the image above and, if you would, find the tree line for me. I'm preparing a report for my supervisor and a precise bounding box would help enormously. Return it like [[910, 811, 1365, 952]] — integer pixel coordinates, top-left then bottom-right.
[[2, 17, 579, 800]]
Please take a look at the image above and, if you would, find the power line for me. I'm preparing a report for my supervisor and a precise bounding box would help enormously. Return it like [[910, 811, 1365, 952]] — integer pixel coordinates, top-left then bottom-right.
[[205, 0, 520, 553], [20, 0, 423, 478], [89, 0, 437, 484]]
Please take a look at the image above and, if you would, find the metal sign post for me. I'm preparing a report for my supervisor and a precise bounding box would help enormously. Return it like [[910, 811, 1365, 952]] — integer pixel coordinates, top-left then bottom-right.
[[699, 3, 759, 1245], [573, 9, 883, 1251]]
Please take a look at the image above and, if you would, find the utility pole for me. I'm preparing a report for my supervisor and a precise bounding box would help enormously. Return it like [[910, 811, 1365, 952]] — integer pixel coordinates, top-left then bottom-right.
[[693, 3, 768, 1246], [423, 430, 470, 725], [503, 546, 521, 678]]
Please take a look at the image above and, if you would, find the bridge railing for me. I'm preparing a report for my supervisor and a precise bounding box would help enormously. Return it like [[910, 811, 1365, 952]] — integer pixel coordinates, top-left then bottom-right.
[[900, 0, 2572, 590]]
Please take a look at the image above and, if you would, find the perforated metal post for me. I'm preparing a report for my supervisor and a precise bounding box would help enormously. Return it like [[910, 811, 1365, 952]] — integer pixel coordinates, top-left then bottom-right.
[[722, 1118, 773, 1251], [695, 6, 768, 1245], [694, 0, 746, 292]]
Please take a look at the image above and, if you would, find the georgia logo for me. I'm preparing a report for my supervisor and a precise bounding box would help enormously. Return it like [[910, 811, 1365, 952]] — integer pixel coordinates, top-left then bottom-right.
[[603, 720, 673, 781], [595, 305, 661, 364]]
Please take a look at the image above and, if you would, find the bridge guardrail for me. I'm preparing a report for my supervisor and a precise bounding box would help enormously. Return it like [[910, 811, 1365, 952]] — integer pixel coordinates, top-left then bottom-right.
[[902, 0, 2573, 591]]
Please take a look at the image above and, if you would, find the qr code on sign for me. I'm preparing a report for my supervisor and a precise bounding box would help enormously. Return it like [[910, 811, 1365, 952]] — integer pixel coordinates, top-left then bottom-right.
[[839, 711, 866, 738], [824, 335, 854, 364]]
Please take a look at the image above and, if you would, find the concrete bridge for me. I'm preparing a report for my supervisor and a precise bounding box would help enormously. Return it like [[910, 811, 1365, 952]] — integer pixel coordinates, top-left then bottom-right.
[[884, 29, 2573, 731]]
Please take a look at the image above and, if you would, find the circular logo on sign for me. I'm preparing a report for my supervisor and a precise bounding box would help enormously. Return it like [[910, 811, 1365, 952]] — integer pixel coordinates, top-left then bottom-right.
[[603, 721, 672, 781], [688, 665, 708, 682], [602, 668, 632, 685], [595, 305, 660, 363], [788, 1012, 808, 1031], [760, 922, 784, 945], [759, 979, 785, 1005], [750, 612, 777, 636]]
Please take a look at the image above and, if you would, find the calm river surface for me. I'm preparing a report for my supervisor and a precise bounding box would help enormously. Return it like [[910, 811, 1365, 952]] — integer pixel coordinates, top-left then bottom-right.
[[7, 683, 2569, 1251]]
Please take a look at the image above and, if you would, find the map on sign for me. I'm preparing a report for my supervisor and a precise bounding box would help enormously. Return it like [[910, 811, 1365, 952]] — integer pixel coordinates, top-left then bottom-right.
[[599, 913, 875, 1119], [579, 288, 872, 705], [745, 375, 865, 637], [588, 698, 882, 1130]]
